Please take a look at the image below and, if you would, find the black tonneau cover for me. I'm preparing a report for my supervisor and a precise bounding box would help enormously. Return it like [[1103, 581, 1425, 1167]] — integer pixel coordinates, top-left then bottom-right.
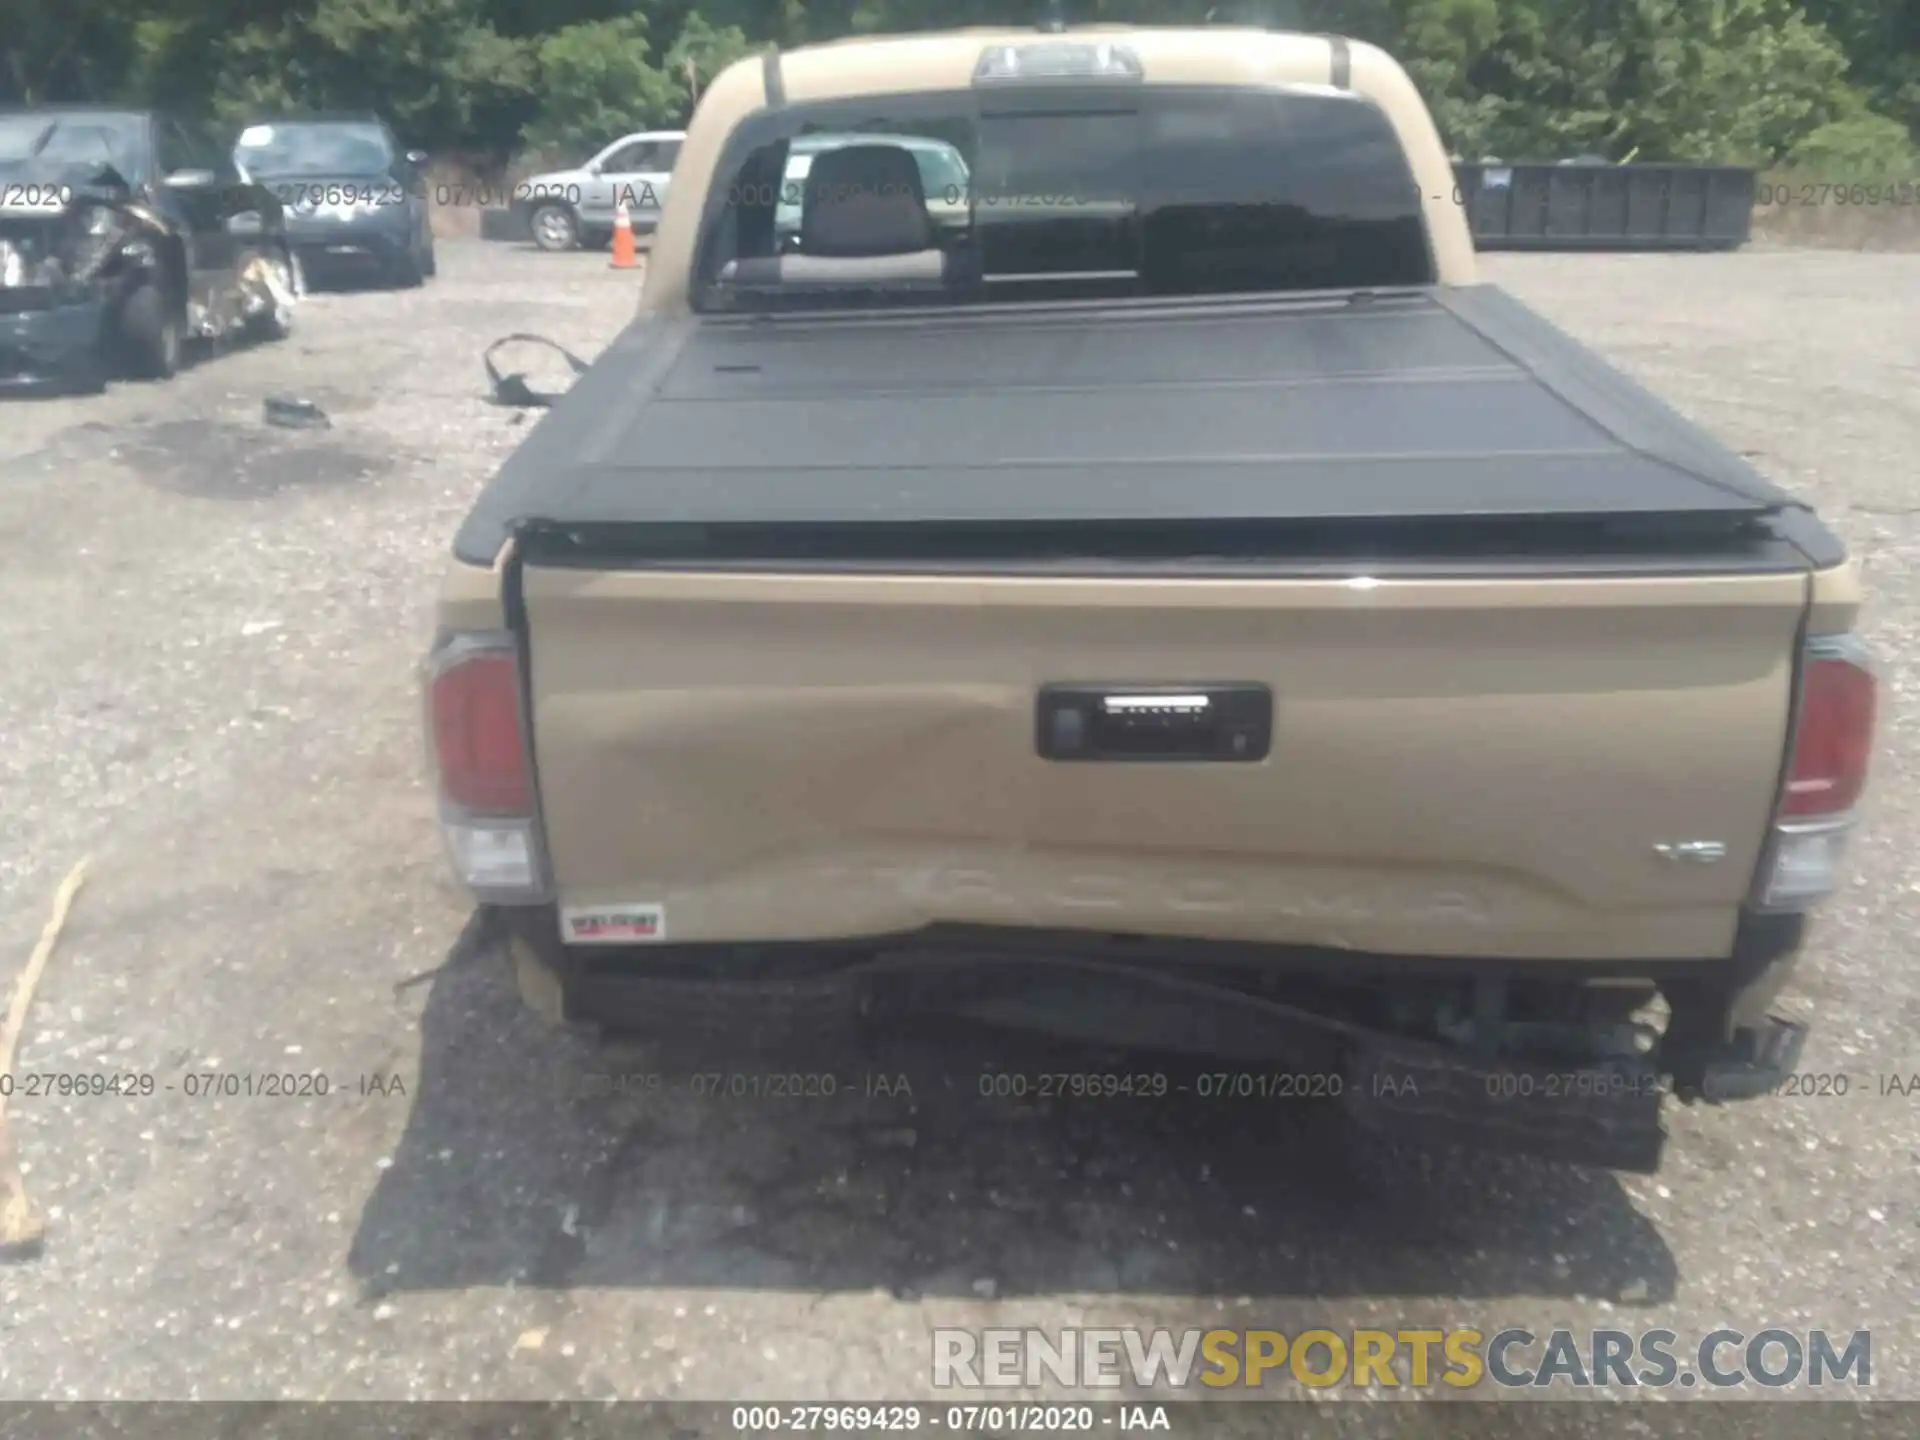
[[454, 283, 1802, 566]]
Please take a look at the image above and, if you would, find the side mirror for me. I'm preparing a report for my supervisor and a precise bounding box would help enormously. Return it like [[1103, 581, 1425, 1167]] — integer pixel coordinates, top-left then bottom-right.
[[585, 161, 603, 176], [164, 168, 217, 189], [405, 150, 429, 166]]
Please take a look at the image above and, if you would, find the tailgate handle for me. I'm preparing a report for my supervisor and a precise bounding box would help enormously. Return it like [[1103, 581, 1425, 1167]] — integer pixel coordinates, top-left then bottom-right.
[[1037, 684, 1271, 762]]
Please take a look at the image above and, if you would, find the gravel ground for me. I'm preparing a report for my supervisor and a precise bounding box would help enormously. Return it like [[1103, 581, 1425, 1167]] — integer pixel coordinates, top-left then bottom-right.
[[0, 242, 1916, 1417]]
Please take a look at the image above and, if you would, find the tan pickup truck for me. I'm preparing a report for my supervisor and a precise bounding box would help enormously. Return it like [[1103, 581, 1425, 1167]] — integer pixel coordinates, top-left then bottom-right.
[[425, 25, 1876, 1171]]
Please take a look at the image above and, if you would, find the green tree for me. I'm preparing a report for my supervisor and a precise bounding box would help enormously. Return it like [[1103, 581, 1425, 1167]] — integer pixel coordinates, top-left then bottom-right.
[[6, 0, 1915, 180], [664, 12, 757, 108], [1800, 0, 1920, 140], [1606, 0, 1856, 164], [115, 0, 537, 149], [297, 0, 534, 147], [3, 0, 159, 104], [1784, 111, 1920, 175], [1391, 0, 1507, 156], [1437, 0, 1867, 163], [520, 13, 681, 152]]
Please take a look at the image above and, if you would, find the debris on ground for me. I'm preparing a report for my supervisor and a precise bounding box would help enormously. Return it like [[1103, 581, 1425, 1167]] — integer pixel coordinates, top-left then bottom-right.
[[483, 334, 590, 408], [0, 858, 92, 1261], [263, 395, 332, 430]]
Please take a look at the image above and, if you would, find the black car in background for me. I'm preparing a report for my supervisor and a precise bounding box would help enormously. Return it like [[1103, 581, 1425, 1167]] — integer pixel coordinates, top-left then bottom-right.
[[233, 115, 436, 288], [0, 106, 296, 388]]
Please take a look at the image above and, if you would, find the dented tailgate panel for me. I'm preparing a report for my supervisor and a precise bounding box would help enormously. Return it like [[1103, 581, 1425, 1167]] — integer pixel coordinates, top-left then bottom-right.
[[522, 566, 1806, 962]]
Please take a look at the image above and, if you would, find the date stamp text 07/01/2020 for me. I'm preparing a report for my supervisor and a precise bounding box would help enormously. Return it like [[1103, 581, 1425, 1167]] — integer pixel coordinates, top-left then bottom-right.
[[7, 1066, 1917, 1102], [0, 1070, 922, 1101]]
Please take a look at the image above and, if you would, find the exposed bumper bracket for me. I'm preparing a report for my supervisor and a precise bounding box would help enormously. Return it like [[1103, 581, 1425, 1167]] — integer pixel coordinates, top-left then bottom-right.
[[1340, 1029, 1670, 1173], [1695, 1014, 1808, 1103]]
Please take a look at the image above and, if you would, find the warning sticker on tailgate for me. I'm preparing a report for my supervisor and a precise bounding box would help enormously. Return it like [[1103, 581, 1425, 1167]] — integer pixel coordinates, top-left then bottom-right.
[[562, 904, 666, 943]]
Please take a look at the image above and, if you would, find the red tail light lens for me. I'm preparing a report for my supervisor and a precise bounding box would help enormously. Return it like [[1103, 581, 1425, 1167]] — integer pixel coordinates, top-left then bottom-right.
[[1782, 640, 1875, 818], [429, 642, 532, 814]]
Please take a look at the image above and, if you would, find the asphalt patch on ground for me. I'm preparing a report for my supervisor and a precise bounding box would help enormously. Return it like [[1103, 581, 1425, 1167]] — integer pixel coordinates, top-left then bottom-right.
[[110, 417, 394, 498]]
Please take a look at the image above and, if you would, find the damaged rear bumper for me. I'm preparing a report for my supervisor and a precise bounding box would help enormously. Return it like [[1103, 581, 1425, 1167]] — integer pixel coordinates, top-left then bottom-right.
[[0, 292, 105, 388], [290, 237, 402, 274], [286, 216, 410, 278], [502, 909, 1814, 1173], [1339, 1014, 1806, 1173]]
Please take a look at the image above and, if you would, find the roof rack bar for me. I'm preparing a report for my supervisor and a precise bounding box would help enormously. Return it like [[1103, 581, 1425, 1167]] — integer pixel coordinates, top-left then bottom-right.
[[1323, 34, 1351, 87]]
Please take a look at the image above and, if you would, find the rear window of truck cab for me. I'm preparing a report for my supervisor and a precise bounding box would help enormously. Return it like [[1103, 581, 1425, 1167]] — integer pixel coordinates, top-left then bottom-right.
[[693, 71, 1436, 310]]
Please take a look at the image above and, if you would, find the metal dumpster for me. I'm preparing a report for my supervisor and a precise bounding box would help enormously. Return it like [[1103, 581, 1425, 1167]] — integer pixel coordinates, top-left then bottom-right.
[[1455, 162, 1756, 251]]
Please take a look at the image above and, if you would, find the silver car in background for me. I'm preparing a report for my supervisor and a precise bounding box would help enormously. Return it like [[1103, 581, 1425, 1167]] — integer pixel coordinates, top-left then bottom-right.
[[514, 130, 684, 251]]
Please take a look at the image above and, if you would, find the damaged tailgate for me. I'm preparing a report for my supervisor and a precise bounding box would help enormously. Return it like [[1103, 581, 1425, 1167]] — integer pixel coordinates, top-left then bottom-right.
[[521, 563, 1802, 961]]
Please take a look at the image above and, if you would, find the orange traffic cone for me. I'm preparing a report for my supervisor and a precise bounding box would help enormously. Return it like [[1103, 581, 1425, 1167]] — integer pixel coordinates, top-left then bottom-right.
[[610, 199, 638, 270]]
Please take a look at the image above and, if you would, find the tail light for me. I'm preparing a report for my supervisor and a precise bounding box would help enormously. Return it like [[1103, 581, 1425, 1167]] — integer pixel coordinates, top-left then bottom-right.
[[424, 632, 547, 900], [1761, 633, 1876, 908]]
